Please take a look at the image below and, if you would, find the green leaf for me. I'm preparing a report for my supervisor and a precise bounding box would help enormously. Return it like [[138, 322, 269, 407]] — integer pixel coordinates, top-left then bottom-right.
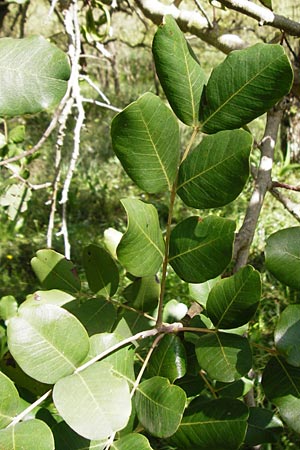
[[147, 334, 186, 383], [189, 276, 221, 308], [262, 356, 300, 433], [8, 125, 25, 143], [88, 332, 135, 382], [53, 421, 107, 450], [135, 376, 186, 438], [177, 130, 252, 208], [0, 36, 70, 117], [111, 433, 153, 450], [258, 0, 273, 9], [24, 290, 75, 308], [245, 407, 283, 446], [274, 305, 300, 367], [265, 227, 300, 289], [152, 15, 205, 126], [117, 198, 165, 277], [170, 397, 248, 450], [82, 244, 119, 297], [0, 371, 20, 429], [0, 419, 54, 450], [123, 276, 160, 312], [200, 43, 293, 133], [195, 332, 252, 382], [169, 216, 235, 283], [53, 362, 131, 440], [65, 298, 117, 335], [104, 227, 123, 259], [215, 377, 254, 399], [7, 304, 90, 384], [206, 265, 261, 329], [0, 295, 18, 321], [111, 92, 180, 193], [31, 249, 81, 293]]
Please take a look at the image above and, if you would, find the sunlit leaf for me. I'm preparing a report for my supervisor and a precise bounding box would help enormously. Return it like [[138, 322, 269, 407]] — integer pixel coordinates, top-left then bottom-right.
[[275, 305, 300, 367], [0, 419, 54, 450], [0, 295, 18, 321], [24, 290, 75, 308], [189, 276, 221, 308], [0, 371, 20, 429], [111, 433, 153, 450]]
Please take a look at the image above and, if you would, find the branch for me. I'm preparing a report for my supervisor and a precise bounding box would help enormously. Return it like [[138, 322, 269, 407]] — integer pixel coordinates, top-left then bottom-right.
[[270, 187, 300, 222], [272, 180, 300, 192], [233, 105, 283, 270]]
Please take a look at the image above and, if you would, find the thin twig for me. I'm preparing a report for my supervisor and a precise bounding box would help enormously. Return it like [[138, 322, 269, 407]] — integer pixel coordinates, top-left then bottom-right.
[[6, 389, 52, 428], [194, 0, 213, 28], [272, 180, 300, 192]]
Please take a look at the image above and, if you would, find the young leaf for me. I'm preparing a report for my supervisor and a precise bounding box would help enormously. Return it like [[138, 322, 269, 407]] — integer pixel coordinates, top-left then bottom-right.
[[7, 304, 90, 384], [274, 305, 300, 367], [206, 265, 261, 329], [53, 361, 131, 440], [170, 397, 248, 450], [135, 376, 186, 438], [147, 334, 187, 383], [169, 216, 235, 283], [111, 92, 180, 193], [265, 227, 300, 290], [82, 244, 119, 297], [0, 419, 54, 450], [200, 43, 293, 133], [262, 356, 300, 433], [111, 433, 153, 450], [0, 371, 20, 429], [152, 15, 205, 126], [117, 198, 165, 277], [31, 249, 81, 293], [122, 275, 160, 312], [245, 407, 283, 446], [177, 129, 252, 208], [195, 332, 252, 382], [0, 36, 70, 117]]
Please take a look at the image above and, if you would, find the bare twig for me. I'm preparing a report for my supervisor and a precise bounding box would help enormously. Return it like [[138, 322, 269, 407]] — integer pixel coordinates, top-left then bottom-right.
[[7, 389, 52, 428], [194, 0, 213, 28], [270, 187, 300, 222], [272, 180, 300, 192]]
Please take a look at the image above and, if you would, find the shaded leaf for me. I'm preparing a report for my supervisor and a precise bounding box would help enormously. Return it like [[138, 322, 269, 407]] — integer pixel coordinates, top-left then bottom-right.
[[53, 421, 107, 450], [170, 397, 248, 450], [135, 376, 186, 438], [123, 275, 160, 312], [169, 216, 235, 283], [147, 334, 186, 383], [0, 36, 70, 117], [31, 249, 81, 293], [189, 276, 221, 308], [200, 43, 293, 133], [265, 227, 300, 290], [195, 331, 252, 382], [206, 265, 261, 329], [111, 433, 153, 450], [275, 305, 300, 367], [215, 377, 253, 399], [82, 244, 119, 297], [177, 130, 252, 208], [245, 407, 283, 446], [7, 304, 90, 384], [117, 198, 164, 277], [0, 419, 54, 450], [152, 15, 205, 126], [0, 371, 20, 429], [53, 362, 131, 440], [111, 92, 179, 193]]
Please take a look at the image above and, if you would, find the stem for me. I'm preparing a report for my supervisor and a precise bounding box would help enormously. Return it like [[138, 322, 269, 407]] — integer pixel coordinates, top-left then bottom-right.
[[199, 370, 218, 398], [7, 389, 52, 428]]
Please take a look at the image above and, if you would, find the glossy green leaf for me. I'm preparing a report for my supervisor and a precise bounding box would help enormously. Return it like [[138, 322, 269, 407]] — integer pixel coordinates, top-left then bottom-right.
[[24, 290, 75, 308], [0, 371, 20, 429], [7, 304, 90, 384], [275, 305, 300, 367], [65, 297, 116, 335], [265, 227, 300, 289], [31, 249, 81, 293], [169, 216, 235, 283], [0, 36, 70, 117], [0, 419, 54, 450], [111, 433, 153, 450], [53, 421, 107, 450], [135, 376, 186, 438], [111, 92, 180, 193], [245, 407, 283, 446], [88, 332, 135, 382], [262, 356, 300, 433], [177, 130, 252, 208], [147, 334, 186, 383], [170, 397, 248, 450], [117, 198, 165, 277], [195, 332, 252, 382], [215, 377, 253, 399], [189, 276, 221, 308], [0, 295, 18, 321], [123, 275, 160, 312], [206, 265, 261, 329], [152, 15, 205, 126], [53, 361, 131, 440], [82, 244, 119, 297], [200, 43, 293, 133]]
